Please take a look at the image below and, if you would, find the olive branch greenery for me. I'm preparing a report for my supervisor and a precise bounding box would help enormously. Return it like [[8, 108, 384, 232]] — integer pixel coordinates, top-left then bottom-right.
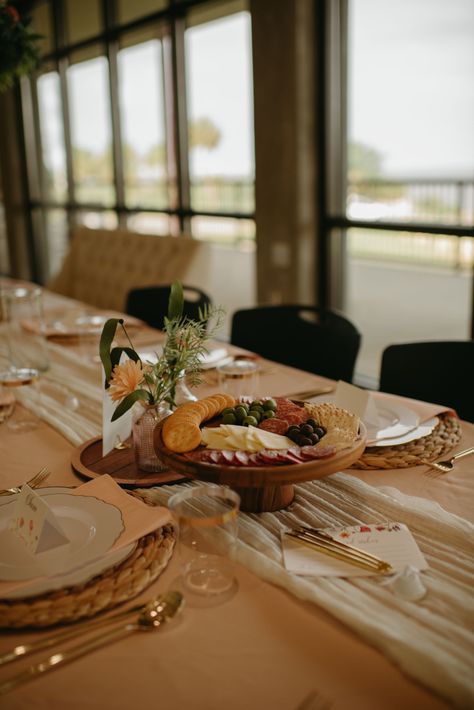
[[99, 282, 224, 421]]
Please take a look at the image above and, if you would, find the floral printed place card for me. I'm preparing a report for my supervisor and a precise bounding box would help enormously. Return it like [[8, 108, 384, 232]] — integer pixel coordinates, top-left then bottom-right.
[[282, 522, 428, 577], [9, 484, 69, 555]]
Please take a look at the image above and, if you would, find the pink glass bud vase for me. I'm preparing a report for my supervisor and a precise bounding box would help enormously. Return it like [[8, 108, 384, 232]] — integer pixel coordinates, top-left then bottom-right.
[[132, 401, 172, 473]]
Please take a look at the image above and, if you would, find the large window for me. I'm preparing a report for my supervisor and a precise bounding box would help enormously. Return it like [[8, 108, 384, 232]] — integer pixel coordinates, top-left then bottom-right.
[[22, 0, 254, 283], [326, 0, 474, 384]]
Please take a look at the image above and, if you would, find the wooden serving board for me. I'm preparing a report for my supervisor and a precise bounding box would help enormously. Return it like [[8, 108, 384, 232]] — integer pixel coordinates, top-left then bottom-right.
[[71, 436, 187, 487], [154, 422, 367, 512]]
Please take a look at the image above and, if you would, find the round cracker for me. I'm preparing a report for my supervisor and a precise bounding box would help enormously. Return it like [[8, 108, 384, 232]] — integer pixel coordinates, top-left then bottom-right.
[[202, 396, 221, 419], [162, 421, 201, 453]]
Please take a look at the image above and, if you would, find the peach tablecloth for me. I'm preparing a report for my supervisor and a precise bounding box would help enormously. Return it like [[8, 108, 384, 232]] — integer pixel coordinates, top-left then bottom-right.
[[1, 287, 473, 710]]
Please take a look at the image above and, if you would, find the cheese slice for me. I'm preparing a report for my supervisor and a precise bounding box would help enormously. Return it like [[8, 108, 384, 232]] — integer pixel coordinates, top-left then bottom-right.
[[201, 424, 292, 452]]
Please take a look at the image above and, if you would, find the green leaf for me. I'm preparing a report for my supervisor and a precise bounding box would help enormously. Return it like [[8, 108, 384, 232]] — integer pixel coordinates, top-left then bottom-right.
[[109, 346, 141, 374], [99, 319, 123, 384], [111, 389, 152, 421], [167, 281, 184, 321]]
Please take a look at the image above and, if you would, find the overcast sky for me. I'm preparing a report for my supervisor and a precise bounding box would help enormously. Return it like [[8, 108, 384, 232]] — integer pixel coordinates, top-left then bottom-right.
[[349, 0, 474, 178], [41, 3, 473, 181]]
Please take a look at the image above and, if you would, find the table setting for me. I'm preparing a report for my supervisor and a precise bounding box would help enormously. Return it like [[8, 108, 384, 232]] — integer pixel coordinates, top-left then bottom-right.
[[0, 279, 473, 709]]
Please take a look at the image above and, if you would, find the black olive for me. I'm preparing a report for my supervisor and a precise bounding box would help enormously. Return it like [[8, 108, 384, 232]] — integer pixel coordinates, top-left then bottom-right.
[[310, 433, 320, 444], [306, 418, 317, 428], [314, 427, 325, 438], [289, 430, 301, 443], [299, 436, 312, 447], [301, 424, 314, 436]]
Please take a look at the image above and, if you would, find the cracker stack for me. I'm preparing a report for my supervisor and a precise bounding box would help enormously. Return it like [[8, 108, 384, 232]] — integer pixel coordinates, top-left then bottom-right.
[[162, 394, 236, 453]]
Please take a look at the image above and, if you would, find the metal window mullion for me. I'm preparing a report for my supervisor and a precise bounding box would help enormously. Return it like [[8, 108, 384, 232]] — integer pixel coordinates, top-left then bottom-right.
[[104, 0, 125, 222], [171, 11, 191, 235], [58, 56, 76, 226]]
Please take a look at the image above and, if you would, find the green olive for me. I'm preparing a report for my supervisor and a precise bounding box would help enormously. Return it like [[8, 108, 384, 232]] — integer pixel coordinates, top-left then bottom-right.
[[222, 413, 237, 424], [263, 410, 275, 420], [263, 398, 277, 411], [248, 409, 262, 422], [221, 407, 235, 417], [243, 415, 258, 427], [234, 406, 248, 422]]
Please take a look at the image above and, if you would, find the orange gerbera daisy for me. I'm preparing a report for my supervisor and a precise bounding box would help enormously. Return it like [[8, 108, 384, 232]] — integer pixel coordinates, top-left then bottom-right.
[[108, 359, 145, 401]]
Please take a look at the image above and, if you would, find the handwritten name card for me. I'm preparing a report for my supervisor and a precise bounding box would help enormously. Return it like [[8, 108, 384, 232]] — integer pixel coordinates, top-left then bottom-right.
[[9, 484, 69, 555]]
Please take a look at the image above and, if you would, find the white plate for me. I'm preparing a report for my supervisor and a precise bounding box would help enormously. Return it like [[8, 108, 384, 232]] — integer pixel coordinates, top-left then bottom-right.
[[370, 416, 439, 447], [366, 402, 420, 443], [138, 345, 229, 370], [0, 489, 124, 582]]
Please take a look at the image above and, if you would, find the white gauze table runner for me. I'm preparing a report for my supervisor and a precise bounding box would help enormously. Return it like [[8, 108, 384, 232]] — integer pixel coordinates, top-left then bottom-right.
[[139, 477, 474, 709], [1, 333, 473, 707]]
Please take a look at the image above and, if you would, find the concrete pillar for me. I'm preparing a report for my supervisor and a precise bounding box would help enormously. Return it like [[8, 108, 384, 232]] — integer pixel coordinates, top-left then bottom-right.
[[251, 0, 318, 305]]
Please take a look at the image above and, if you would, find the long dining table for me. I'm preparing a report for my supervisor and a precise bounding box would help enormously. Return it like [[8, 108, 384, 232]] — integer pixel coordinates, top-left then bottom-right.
[[0, 284, 472, 710]]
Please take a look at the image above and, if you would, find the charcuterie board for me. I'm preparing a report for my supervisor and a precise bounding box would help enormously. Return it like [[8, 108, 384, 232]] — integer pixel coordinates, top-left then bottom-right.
[[154, 408, 367, 512]]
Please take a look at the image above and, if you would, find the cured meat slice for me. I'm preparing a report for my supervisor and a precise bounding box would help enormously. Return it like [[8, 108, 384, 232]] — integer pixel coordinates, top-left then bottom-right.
[[221, 450, 237, 464], [234, 450, 250, 466], [257, 449, 286, 465], [299, 444, 336, 460], [287, 446, 306, 462], [259, 417, 289, 435], [209, 450, 223, 464], [281, 411, 308, 426]]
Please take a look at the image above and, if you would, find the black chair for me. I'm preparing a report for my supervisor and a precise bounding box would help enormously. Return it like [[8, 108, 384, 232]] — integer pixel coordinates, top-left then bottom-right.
[[126, 285, 212, 330], [230, 305, 361, 382], [379, 341, 474, 422]]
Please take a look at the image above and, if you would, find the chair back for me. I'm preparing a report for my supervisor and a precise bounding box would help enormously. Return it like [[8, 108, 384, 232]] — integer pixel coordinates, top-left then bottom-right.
[[46, 227, 212, 311], [230, 305, 361, 382], [126, 285, 212, 330], [379, 341, 474, 422]]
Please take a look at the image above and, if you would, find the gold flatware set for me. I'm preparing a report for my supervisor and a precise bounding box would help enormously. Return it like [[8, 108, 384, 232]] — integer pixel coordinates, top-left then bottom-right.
[[0, 591, 184, 695], [285, 525, 393, 574]]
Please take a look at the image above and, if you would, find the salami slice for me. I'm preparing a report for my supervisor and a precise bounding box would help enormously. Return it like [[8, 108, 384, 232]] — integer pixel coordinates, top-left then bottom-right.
[[257, 449, 286, 465], [281, 411, 307, 426], [234, 450, 250, 466], [258, 417, 289, 435], [209, 450, 223, 464], [299, 444, 336, 460]]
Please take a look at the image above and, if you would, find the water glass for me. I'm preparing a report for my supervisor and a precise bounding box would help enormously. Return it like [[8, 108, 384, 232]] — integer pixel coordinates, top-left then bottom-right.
[[168, 485, 240, 605], [216, 357, 260, 400], [2, 286, 50, 374]]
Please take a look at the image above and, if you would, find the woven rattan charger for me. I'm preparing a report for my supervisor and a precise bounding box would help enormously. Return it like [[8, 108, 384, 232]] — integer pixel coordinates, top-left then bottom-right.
[[352, 413, 461, 470], [0, 499, 175, 629]]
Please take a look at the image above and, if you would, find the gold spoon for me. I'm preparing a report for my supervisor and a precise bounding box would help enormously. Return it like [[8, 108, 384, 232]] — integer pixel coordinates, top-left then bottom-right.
[[0, 591, 184, 695], [0, 592, 179, 667]]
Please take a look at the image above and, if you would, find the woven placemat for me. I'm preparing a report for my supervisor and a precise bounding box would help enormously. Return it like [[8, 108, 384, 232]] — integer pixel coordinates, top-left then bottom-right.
[[351, 413, 462, 470], [0, 524, 175, 629]]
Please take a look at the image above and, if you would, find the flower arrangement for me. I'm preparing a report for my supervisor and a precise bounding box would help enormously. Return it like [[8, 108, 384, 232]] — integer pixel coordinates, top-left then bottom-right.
[[100, 282, 223, 421], [0, 2, 41, 93]]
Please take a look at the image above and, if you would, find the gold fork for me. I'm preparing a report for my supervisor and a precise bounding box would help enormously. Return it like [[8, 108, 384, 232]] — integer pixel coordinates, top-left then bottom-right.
[[0, 467, 51, 496], [422, 445, 474, 475]]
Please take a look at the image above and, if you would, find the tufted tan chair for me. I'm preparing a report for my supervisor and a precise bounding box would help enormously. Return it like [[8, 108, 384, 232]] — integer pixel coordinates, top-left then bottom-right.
[[47, 227, 213, 312]]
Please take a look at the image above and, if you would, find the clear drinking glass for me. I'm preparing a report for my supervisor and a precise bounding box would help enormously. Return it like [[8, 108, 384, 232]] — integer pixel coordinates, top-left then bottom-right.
[[216, 357, 260, 400], [168, 485, 240, 606], [2, 286, 50, 374], [1, 286, 49, 431]]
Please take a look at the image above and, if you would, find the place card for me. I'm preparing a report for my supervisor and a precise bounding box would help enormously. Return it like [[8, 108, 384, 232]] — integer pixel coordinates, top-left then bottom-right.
[[102, 366, 132, 457], [281, 522, 428, 577], [9, 484, 69, 555], [334, 380, 380, 430]]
